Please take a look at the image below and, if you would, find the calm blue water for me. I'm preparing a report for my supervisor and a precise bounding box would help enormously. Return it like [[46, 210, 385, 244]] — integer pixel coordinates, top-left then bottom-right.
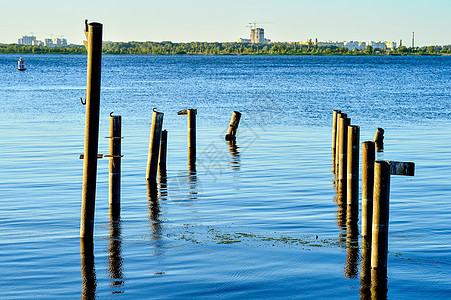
[[0, 54, 450, 299]]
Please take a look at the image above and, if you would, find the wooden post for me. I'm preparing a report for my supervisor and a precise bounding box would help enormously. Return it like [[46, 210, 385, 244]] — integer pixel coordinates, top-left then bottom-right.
[[225, 111, 242, 141], [159, 129, 168, 176], [188, 109, 196, 169], [347, 125, 360, 206], [105, 114, 122, 220], [362, 141, 375, 240], [146, 110, 164, 183], [80, 21, 103, 239], [374, 127, 384, 152], [332, 110, 341, 173], [178, 109, 197, 170], [335, 113, 346, 175], [371, 160, 391, 271], [337, 116, 350, 197]]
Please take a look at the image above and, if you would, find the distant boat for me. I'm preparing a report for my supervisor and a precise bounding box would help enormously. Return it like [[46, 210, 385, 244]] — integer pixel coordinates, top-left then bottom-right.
[[17, 57, 26, 71]]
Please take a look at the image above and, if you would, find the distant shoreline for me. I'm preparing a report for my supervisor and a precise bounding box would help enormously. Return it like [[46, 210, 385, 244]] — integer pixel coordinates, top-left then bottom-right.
[[1, 41, 449, 56]]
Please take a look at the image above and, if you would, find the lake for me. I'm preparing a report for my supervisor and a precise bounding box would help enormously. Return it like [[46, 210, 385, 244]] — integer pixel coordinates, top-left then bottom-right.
[[0, 54, 450, 299]]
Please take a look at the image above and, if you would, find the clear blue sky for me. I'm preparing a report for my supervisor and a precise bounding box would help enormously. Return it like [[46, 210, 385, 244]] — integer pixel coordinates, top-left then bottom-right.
[[1, 0, 450, 46]]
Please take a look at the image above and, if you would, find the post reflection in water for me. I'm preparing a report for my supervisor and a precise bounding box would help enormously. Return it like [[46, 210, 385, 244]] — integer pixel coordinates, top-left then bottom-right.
[[147, 181, 164, 256], [370, 268, 388, 300], [359, 236, 371, 299], [345, 204, 359, 279], [227, 139, 241, 171], [80, 238, 96, 300], [108, 214, 124, 293]]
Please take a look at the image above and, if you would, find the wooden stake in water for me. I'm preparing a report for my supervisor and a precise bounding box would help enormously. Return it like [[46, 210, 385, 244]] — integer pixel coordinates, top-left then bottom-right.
[[371, 160, 391, 271], [362, 141, 375, 240], [337, 116, 350, 196], [159, 129, 168, 175], [347, 125, 360, 206], [80, 21, 103, 239], [332, 110, 341, 173], [105, 114, 122, 219], [225, 111, 242, 141], [335, 112, 346, 175], [146, 109, 164, 183], [178, 109, 197, 170]]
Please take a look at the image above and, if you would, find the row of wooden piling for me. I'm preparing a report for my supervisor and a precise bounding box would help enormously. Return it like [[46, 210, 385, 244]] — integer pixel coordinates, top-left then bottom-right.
[[332, 109, 415, 290], [79, 21, 242, 239]]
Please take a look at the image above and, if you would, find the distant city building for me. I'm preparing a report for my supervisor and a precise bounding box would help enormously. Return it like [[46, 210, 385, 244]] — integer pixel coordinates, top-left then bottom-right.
[[344, 41, 366, 51], [368, 41, 397, 50], [238, 26, 270, 43], [385, 41, 397, 50], [17, 35, 67, 47], [18, 35, 36, 45], [53, 38, 67, 46], [317, 41, 344, 48], [238, 38, 251, 43], [44, 39, 53, 47]]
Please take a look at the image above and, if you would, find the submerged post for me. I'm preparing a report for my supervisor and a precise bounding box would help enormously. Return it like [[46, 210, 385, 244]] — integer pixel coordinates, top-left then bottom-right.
[[335, 112, 346, 175], [337, 116, 350, 196], [159, 129, 168, 175], [146, 109, 164, 183], [332, 110, 341, 173], [106, 114, 122, 219], [225, 111, 242, 141], [178, 109, 197, 170], [80, 21, 103, 239], [371, 161, 391, 271], [347, 125, 360, 206], [362, 141, 376, 240]]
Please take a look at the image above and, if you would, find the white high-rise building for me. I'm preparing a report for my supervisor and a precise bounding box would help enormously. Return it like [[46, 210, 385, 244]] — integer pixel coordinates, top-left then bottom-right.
[[18, 35, 36, 45]]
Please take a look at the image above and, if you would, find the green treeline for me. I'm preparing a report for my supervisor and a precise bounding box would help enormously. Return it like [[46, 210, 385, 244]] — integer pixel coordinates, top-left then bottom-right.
[[1, 41, 451, 55]]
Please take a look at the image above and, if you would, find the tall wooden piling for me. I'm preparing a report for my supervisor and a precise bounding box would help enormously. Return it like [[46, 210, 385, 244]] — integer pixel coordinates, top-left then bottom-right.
[[362, 141, 375, 240], [80, 21, 103, 239], [178, 109, 196, 170], [371, 160, 391, 271], [337, 116, 350, 196], [106, 114, 122, 219], [332, 110, 341, 173], [347, 125, 360, 206], [146, 110, 164, 183], [335, 112, 346, 175], [159, 129, 168, 175], [188, 109, 196, 169], [225, 111, 242, 141]]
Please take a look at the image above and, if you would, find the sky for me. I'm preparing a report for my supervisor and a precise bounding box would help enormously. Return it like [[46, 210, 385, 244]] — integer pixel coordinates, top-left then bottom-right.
[[1, 0, 450, 46]]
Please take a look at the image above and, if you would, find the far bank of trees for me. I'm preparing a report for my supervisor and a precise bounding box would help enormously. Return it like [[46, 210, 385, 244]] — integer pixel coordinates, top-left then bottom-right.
[[1, 41, 451, 56]]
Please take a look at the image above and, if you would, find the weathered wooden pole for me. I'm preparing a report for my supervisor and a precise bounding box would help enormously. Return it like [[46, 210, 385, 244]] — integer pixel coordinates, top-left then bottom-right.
[[225, 111, 242, 141], [347, 125, 360, 206], [158, 129, 168, 176], [335, 112, 347, 175], [337, 116, 350, 196], [371, 160, 391, 271], [80, 21, 103, 239], [332, 110, 341, 173], [374, 127, 384, 152], [146, 109, 164, 183], [362, 141, 376, 240], [188, 109, 196, 169], [178, 109, 197, 170], [105, 114, 122, 219]]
